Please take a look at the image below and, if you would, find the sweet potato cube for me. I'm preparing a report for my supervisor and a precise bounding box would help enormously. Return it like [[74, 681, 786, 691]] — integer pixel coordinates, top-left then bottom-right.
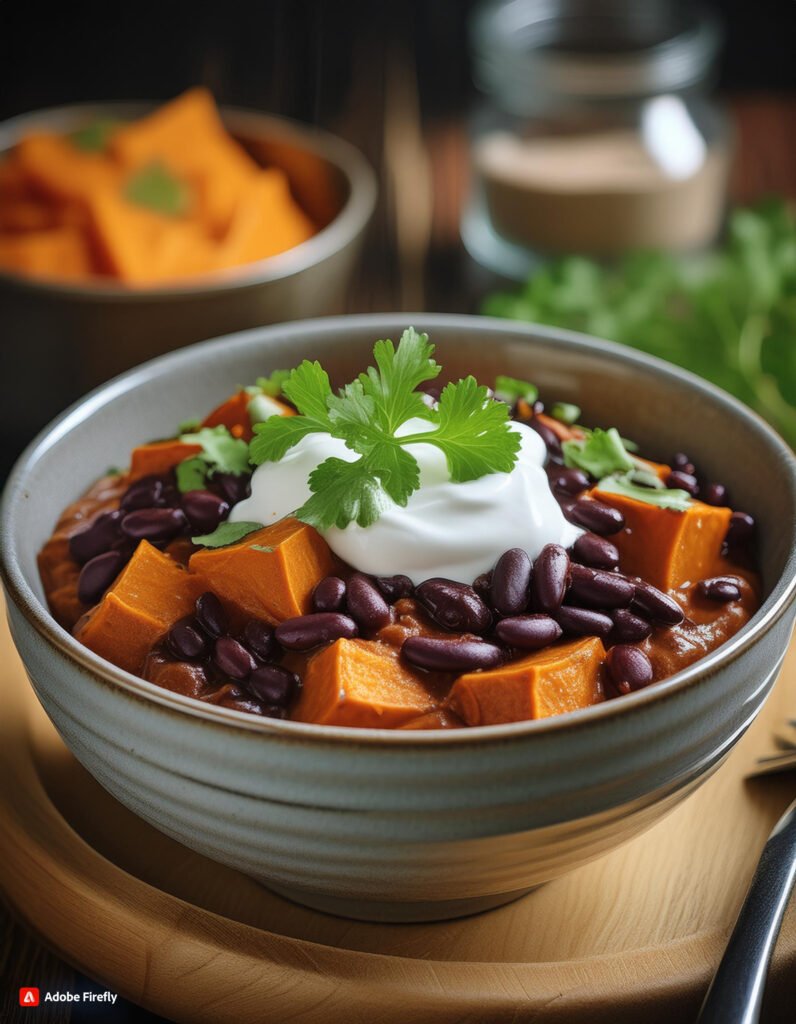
[[188, 517, 335, 624], [448, 637, 606, 727], [128, 439, 203, 481], [16, 133, 119, 205], [293, 639, 437, 728], [75, 541, 204, 674], [0, 227, 92, 280], [590, 489, 732, 590]]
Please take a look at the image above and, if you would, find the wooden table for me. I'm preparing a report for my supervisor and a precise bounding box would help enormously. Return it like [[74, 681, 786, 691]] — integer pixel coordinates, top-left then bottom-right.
[[2, 93, 796, 1024]]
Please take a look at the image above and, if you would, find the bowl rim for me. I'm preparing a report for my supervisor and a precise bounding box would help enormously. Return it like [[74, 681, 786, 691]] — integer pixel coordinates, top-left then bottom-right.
[[3, 312, 796, 747], [0, 100, 377, 301]]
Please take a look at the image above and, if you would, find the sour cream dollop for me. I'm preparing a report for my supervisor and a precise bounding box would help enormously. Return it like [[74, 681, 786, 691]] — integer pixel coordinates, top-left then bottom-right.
[[231, 418, 581, 584]]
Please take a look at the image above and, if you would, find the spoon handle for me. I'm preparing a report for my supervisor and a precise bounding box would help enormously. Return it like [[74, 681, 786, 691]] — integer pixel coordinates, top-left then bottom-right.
[[696, 797, 796, 1024]]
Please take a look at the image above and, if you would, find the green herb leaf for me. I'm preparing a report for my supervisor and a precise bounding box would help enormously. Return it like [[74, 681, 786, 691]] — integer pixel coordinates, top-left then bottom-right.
[[494, 375, 538, 405], [250, 415, 329, 464], [125, 161, 191, 217], [598, 472, 692, 511], [281, 360, 335, 423], [192, 521, 263, 548], [357, 328, 440, 432], [563, 428, 635, 479], [551, 402, 581, 426], [177, 417, 201, 434], [180, 426, 250, 476], [69, 119, 118, 152], [175, 456, 209, 493], [255, 369, 292, 397], [297, 456, 393, 530], [250, 544, 274, 552]]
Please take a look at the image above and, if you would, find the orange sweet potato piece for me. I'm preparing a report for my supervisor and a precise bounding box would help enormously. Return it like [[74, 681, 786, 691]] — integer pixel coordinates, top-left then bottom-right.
[[634, 456, 671, 481], [15, 133, 118, 205], [448, 637, 606, 726], [202, 389, 295, 440], [189, 517, 335, 625], [128, 439, 202, 481], [590, 489, 732, 590], [0, 227, 92, 280], [293, 638, 437, 728], [75, 541, 205, 674]]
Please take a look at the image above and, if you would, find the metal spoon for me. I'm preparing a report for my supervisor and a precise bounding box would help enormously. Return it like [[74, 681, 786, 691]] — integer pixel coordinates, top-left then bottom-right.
[[696, 796, 796, 1024]]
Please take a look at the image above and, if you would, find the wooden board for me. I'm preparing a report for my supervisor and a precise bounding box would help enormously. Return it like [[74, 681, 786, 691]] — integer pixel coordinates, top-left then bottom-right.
[[1, 610, 795, 1024]]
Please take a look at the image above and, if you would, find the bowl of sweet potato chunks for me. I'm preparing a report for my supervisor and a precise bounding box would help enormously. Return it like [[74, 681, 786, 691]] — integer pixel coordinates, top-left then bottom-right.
[[2, 313, 795, 922]]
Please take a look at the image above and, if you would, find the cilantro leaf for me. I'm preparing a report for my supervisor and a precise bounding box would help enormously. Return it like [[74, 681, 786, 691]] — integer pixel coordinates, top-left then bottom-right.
[[192, 521, 263, 548], [177, 417, 201, 434], [562, 428, 635, 479], [296, 457, 391, 530], [551, 402, 581, 426], [358, 328, 440, 432], [250, 415, 328, 463], [125, 161, 191, 217], [180, 426, 250, 476], [69, 119, 119, 152], [598, 472, 692, 511], [255, 369, 291, 397], [281, 360, 334, 423], [494, 375, 538, 405], [175, 456, 209, 493]]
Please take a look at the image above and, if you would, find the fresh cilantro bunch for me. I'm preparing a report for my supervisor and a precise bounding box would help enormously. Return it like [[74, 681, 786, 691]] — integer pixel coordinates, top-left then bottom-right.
[[249, 327, 521, 529], [176, 425, 250, 493]]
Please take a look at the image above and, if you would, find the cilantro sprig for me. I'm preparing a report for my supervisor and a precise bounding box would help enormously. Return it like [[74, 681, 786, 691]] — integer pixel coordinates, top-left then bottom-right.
[[562, 427, 635, 479], [176, 425, 250, 493], [249, 327, 521, 530]]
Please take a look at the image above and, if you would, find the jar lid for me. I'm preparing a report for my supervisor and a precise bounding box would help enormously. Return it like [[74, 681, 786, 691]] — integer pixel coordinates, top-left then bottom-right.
[[471, 0, 723, 113]]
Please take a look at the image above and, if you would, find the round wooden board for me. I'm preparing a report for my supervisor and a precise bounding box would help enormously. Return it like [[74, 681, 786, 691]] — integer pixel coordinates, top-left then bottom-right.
[[1, 609, 795, 1024]]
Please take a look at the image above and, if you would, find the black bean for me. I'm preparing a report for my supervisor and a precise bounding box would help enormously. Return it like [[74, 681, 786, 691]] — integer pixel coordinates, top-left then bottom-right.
[[726, 511, 755, 548], [555, 605, 614, 638], [168, 621, 208, 660], [528, 417, 563, 460], [415, 578, 492, 633], [214, 636, 257, 679], [672, 452, 696, 475], [572, 532, 620, 570], [702, 482, 729, 506], [606, 644, 654, 694], [195, 591, 227, 638], [666, 470, 699, 497], [698, 576, 742, 602], [121, 507, 187, 542], [568, 499, 625, 536], [77, 550, 125, 605], [69, 510, 123, 564], [181, 490, 230, 533], [346, 573, 391, 631], [549, 466, 590, 496], [247, 665, 299, 708], [312, 575, 347, 613], [401, 636, 504, 673], [631, 580, 685, 625], [214, 472, 252, 506], [472, 571, 493, 602], [275, 612, 358, 650], [495, 614, 562, 649], [120, 475, 167, 511], [491, 548, 532, 616], [532, 544, 570, 612], [568, 564, 634, 609], [243, 620, 279, 661], [374, 574, 414, 602], [610, 608, 653, 644]]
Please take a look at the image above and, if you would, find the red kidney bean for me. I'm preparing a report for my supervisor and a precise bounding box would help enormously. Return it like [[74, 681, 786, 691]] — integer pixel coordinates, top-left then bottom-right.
[[77, 550, 125, 605], [168, 620, 207, 660], [247, 665, 299, 708], [120, 475, 167, 512], [532, 544, 570, 612], [415, 578, 491, 633], [374, 574, 414, 602], [610, 608, 653, 643], [195, 591, 227, 638], [568, 564, 634, 609], [243, 620, 279, 661], [214, 636, 257, 679], [702, 482, 728, 506], [726, 511, 755, 548], [666, 470, 699, 497], [401, 636, 504, 672], [631, 580, 684, 625], [698, 576, 742, 602], [491, 547, 532, 616], [672, 452, 697, 475], [572, 532, 620, 570], [549, 466, 590, 496], [606, 644, 654, 694], [555, 605, 614, 638], [69, 510, 123, 564], [495, 614, 562, 649], [528, 417, 563, 460], [181, 490, 230, 533], [312, 575, 347, 613], [472, 571, 493, 602], [121, 507, 187, 542], [346, 573, 391, 631], [275, 613, 359, 650], [214, 472, 252, 506], [568, 499, 625, 535]]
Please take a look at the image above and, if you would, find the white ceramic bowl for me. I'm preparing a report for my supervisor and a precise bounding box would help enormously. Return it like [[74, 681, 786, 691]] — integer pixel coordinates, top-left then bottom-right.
[[3, 314, 795, 922]]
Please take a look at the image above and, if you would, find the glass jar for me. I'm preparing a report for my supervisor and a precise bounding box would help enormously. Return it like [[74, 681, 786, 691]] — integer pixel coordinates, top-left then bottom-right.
[[463, 0, 730, 279]]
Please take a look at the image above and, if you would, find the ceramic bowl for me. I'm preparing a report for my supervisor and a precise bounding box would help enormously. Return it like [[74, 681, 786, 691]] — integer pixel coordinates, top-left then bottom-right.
[[2, 314, 795, 923], [0, 103, 376, 473]]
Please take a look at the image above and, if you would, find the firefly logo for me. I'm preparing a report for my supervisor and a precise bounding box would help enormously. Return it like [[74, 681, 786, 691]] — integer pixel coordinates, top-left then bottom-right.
[[19, 988, 40, 1007]]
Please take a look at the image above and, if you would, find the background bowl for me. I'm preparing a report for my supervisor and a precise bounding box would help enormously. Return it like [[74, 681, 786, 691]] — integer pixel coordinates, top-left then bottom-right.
[[0, 102, 377, 475], [2, 313, 796, 923]]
